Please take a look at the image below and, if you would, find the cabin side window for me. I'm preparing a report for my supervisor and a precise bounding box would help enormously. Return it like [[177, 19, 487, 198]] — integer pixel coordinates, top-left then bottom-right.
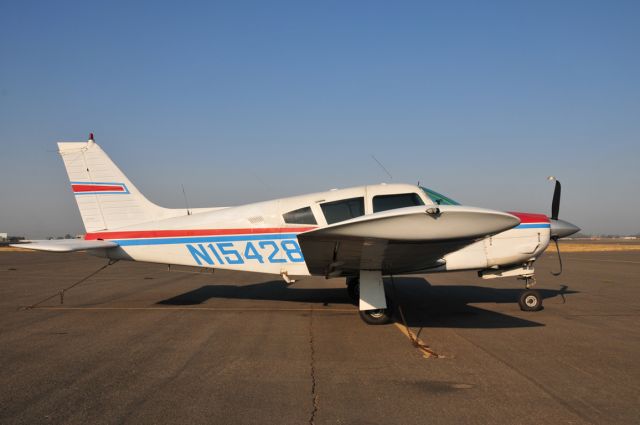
[[372, 193, 424, 213], [320, 197, 365, 225], [283, 206, 317, 225]]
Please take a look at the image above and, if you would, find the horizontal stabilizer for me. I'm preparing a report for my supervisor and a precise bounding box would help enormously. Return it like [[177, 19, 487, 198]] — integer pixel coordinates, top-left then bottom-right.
[[11, 239, 118, 252]]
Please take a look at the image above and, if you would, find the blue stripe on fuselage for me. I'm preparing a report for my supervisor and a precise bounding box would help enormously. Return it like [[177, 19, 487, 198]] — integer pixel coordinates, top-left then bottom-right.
[[515, 223, 550, 229], [114, 233, 299, 247]]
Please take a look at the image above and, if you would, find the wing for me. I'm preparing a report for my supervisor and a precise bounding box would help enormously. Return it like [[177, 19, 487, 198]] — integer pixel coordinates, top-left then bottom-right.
[[11, 239, 118, 252], [297, 205, 519, 276]]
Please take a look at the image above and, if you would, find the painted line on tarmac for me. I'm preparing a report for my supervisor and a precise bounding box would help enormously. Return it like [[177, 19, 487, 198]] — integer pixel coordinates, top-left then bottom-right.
[[28, 306, 356, 313], [569, 258, 640, 264]]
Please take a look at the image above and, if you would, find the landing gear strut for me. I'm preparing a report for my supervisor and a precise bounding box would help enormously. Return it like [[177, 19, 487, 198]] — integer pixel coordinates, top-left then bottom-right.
[[518, 275, 542, 311], [346, 272, 393, 325]]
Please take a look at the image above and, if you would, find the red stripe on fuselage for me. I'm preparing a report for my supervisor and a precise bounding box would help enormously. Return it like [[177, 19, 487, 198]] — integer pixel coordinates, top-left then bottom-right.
[[507, 211, 549, 224], [72, 184, 125, 193], [84, 227, 318, 240]]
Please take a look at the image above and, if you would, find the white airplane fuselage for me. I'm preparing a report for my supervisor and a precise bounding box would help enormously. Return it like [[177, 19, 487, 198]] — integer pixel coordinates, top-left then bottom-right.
[[83, 183, 551, 278]]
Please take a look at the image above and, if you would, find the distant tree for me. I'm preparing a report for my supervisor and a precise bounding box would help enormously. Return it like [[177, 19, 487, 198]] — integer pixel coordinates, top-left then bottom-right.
[[64, 234, 72, 239]]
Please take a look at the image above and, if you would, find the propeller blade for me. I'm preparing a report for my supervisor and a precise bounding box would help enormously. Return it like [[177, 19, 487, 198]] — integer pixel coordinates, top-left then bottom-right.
[[551, 180, 561, 220], [551, 236, 563, 276]]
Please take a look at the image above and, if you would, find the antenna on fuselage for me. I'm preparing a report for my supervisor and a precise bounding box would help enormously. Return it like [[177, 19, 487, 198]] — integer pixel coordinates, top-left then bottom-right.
[[181, 184, 192, 216], [371, 155, 393, 180]]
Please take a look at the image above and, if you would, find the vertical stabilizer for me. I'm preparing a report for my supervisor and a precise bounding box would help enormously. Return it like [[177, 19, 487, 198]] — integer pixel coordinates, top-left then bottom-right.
[[58, 137, 169, 232]]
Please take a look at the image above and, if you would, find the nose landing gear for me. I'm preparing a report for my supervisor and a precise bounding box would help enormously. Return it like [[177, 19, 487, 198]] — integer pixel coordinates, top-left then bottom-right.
[[479, 263, 544, 311]]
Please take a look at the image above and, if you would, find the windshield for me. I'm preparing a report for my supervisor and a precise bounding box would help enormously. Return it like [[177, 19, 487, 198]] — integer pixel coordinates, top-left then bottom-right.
[[420, 187, 460, 205]]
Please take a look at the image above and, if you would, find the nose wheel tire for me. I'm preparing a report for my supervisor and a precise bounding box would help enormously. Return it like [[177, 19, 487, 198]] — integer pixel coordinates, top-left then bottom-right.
[[519, 290, 542, 312]]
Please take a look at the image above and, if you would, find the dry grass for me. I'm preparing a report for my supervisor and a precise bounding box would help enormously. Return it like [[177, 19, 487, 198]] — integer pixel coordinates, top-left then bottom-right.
[[0, 247, 33, 252], [549, 243, 640, 253]]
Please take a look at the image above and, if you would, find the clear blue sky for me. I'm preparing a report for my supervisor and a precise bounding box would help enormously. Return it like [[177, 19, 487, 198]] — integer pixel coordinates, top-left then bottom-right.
[[1, 0, 639, 237]]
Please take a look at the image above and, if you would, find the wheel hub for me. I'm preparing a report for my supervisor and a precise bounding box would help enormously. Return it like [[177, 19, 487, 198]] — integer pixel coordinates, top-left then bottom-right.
[[367, 309, 385, 319]]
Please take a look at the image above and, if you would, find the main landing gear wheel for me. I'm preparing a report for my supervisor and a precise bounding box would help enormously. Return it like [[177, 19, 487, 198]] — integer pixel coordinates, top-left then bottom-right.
[[346, 277, 359, 305], [359, 305, 393, 325], [519, 289, 543, 312]]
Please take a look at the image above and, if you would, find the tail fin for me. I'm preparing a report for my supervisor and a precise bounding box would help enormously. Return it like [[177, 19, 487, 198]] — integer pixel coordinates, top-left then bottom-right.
[[58, 137, 171, 232]]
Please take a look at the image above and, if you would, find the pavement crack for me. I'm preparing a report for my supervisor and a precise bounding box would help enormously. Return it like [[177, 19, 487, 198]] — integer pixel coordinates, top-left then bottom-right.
[[308, 310, 319, 425]]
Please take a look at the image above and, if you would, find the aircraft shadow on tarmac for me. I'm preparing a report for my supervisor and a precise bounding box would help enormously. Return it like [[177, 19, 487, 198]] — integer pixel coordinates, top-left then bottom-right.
[[157, 277, 577, 329]]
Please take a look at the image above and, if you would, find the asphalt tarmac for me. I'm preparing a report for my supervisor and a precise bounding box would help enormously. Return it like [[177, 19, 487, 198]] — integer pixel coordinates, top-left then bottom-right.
[[1, 248, 639, 424]]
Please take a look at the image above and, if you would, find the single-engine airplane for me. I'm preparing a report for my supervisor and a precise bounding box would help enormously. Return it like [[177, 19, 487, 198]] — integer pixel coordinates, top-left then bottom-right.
[[15, 135, 580, 324]]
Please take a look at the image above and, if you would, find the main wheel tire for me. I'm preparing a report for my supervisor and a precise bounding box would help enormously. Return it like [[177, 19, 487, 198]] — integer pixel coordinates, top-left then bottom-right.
[[346, 278, 359, 305], [519, 289, 543, 312], [359, 308, 393, 325]]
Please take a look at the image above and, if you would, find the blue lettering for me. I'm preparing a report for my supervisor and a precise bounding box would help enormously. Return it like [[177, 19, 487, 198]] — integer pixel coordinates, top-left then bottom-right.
[[217, 242, 244, 264], [281, 240, 305, 262], [207, 243, 224, 264], [244, 242, 264, 263], [259, 240, 286, 263], [186, 243, 214, 265]]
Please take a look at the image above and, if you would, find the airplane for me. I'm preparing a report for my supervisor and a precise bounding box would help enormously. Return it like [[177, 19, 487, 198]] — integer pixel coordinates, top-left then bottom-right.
[[14, 134, 580, 324]]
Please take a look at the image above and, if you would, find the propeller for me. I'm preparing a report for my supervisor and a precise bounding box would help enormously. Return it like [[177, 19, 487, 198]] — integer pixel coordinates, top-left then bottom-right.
[[549, 176, 561, 220], [550, 235, 563, 276], [546, 176, 580, 276]]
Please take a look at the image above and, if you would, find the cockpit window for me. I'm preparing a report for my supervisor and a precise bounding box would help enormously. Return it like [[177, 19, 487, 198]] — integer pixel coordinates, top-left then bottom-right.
[[420, 187, 460, 205], [283, 206, 317, 225], [321, 197, 365, 224], [373, 193, 424, 213]]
